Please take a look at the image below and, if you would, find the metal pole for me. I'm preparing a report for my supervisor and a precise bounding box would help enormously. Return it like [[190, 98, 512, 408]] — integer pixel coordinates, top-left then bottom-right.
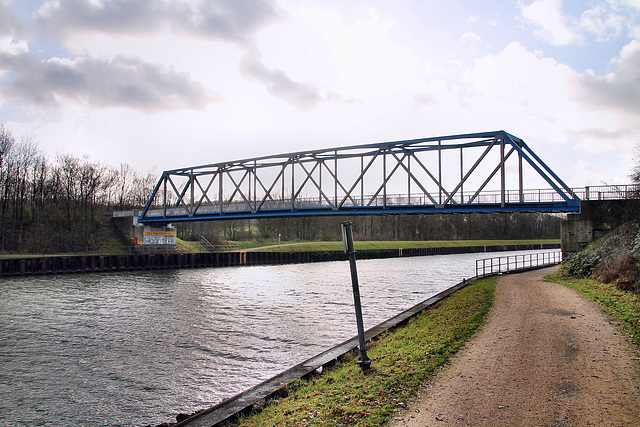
[[383, 149, 387, 209], [163, 173, 167, 218], [360, 156, 364, 206], [190, 170, 194, 217], [500, 137, 506, 207], [218, 168, 223, 215], [460, 147, 464, 204], [291, 158, 295, 212], [518, 148, 524, 203], [341, 221, 372, 371], [438, 140, 442, 205]]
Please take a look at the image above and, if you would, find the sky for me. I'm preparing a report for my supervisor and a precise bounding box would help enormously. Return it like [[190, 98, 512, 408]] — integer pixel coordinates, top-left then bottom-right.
[[1, 0, 639, 187]]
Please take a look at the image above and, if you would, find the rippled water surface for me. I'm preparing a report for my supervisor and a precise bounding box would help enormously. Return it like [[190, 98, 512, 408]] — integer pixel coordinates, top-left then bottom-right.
[[0, 250, 554, 426]]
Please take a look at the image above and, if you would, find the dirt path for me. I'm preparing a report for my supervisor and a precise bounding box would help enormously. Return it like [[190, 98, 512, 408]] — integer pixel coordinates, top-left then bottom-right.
[[387, 267, 640, 427]]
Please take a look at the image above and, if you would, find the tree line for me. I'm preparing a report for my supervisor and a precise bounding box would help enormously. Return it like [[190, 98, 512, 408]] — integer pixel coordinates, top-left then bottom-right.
[[177, 211, 563, 244], [0, 126, 156, 253]]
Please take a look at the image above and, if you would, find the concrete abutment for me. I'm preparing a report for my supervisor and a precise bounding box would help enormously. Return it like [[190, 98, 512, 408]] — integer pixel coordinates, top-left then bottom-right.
[[561, 199, 640, 256]]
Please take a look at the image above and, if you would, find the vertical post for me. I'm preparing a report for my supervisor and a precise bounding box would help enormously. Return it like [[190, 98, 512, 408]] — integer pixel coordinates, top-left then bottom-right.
[[190, 171, 194, 217], [518, 147, 524, 203], [335, 151, 338, 209], [460, 147, 464, 204], [500, 137, 506, 208], [319, 160, 323, 206], [341, 221, 372, 371], [163, 172, 167, 218], [248, 166, 252, 211], [361, 155, 364, 207], [219, 168, 223, 215], [438, 140, 442, 205], [282, 163, 286, 204], [291, 158, 295, 212], [383, 149, 387, 209], [407, 153, 411, 204]]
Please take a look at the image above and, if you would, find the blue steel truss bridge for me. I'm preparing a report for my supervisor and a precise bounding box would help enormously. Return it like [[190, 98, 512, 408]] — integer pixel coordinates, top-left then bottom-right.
[[138, 130, 581, 225]]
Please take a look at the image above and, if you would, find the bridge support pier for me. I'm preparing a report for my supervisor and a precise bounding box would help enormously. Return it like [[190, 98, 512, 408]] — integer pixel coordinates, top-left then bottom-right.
[[561, 199, 640, 257], [112, 210, 177, 253], [133, 224, 177, 253], [561, 209, 593, 257]]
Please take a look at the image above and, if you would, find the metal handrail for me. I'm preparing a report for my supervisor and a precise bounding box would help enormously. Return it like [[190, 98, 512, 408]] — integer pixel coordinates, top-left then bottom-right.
[[135, 184, 640, 219], [475, 251, 562, 278]]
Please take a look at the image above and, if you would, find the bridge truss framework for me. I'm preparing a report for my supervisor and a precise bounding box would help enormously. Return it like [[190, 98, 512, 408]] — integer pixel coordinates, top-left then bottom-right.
[[138, 130, 580, 224]]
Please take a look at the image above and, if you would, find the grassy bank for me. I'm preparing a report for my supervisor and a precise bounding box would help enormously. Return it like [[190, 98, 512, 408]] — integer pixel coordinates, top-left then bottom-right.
[[223, 277, 497, 427], [547, 274, 640, 345], [246, 239, 559, 253]]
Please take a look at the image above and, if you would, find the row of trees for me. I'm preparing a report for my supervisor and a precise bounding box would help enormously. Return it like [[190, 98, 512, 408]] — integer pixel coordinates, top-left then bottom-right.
[[0, 126, 156, 253], [176, 211, 563, 244]]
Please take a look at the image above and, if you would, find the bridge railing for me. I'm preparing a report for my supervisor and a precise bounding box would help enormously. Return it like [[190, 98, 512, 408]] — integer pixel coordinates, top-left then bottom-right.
[[140, 187, 583, 219], [117, 184, 640, 220], [573, 184, 640, 201], [475, 251, 562, 278]]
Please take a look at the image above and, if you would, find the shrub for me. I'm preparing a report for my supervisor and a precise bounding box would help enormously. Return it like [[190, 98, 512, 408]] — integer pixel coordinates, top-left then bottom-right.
[[559, 220, 640, 294]]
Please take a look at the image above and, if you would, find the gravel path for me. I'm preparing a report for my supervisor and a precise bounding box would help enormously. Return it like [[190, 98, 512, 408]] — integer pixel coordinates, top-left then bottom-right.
[[387, 267, 640, 426]]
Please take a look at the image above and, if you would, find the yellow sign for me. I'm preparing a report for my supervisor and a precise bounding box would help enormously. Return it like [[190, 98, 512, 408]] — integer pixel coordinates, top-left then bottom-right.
[[143, 231, 176, 236]]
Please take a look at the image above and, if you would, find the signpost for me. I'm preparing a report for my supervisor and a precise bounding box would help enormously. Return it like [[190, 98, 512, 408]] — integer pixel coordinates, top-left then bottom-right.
[[341, 221, 372, 371]]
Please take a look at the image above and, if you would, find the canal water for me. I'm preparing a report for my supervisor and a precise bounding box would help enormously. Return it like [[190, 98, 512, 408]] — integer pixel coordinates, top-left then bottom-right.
[[0, 249, 555, 426]]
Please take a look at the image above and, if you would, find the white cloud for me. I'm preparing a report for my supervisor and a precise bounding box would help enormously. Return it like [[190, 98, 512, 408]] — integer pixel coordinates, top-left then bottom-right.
[[521, 0, 639, 45], [0, 36, 28, 55], [36, 0, 280, 45], [450, 39, 640, 184], [520, 0, 583, 45], [0, 49, 219, 111], [285, 6, 411, 97], [0, 0, 20, 37], [572, 159, 610, 184], [620, 0, 640, 9], [239, 50, 340, 111], [579, 5, 625, 41], [576, 40, 640, 115], [460, 31, 482, 44]]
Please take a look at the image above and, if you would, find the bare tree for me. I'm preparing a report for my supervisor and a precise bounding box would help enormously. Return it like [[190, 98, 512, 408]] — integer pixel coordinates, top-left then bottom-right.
[[632, 144, 640, 184]]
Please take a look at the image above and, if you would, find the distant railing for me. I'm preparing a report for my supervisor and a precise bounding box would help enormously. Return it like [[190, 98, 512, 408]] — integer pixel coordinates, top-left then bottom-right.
[[199, 236, 240, 252], [475, 251, 562, 278], [575, 184, 639, 201]]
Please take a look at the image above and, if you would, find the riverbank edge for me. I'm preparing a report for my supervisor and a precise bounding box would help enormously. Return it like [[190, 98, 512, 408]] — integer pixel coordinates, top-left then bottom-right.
[[0, 243, 559, 277], [172, 262, 561, 427]]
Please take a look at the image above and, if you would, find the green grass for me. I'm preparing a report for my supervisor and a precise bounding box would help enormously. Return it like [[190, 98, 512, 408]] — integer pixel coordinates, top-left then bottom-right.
[[250, 239, 559, 253], [224, 277, 497, 427], [176, 238, 205, 252], [232, 240, 297, 250], [547, 273, 640, 345]]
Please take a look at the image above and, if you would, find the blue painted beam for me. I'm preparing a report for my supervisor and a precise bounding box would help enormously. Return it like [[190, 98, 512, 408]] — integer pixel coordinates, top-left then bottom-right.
[[139, 200, 580, 224]]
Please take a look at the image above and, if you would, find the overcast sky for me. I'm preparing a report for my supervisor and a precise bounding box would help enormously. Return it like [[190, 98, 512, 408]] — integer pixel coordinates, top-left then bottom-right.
[[1, 0, 639, 187]]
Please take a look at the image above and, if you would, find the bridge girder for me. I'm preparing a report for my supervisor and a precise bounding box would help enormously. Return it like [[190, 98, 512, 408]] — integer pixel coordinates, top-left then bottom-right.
[[138, 130, 580, 224]]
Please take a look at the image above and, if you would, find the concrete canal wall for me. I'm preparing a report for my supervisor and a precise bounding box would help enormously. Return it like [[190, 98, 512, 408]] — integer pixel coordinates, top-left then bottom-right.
[[0, 243, 559, 277]]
